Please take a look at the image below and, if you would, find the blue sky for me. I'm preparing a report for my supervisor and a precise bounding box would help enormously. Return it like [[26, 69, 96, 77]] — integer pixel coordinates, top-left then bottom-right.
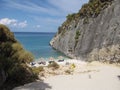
[[0, 0, 88, 32]]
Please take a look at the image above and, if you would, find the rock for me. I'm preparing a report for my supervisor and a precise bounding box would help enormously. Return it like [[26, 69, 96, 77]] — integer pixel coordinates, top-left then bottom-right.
[[50, 0, 120, 62]]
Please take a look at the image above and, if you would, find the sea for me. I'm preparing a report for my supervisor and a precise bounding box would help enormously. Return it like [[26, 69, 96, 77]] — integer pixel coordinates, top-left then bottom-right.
[[14, 32, 68, 60]]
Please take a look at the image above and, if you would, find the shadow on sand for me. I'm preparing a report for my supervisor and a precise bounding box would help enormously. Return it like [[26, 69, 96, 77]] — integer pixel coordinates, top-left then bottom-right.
[[13, 81, 52, 90]]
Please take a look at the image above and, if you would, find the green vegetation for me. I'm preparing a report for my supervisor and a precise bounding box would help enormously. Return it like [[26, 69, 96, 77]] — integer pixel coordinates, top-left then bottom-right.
[[32, 66, 44, 75], [83, 17, 89, 24], [58, 26, 62, 34], [58, 26, 66, 36], [65, 70, 71, 74], [0, 24, 16, 42], [65, 64, 76, 74], [66, 13, 76, 22], [74, 30, 81, 49], [0, 24, 37, 90], [75, 30, 81, 40], [79, 0, 113, 18], [48, 61, 59, 70], [61, 29, 66, 36], [57, 0, 113, 35], [70, 63, 76, 69]]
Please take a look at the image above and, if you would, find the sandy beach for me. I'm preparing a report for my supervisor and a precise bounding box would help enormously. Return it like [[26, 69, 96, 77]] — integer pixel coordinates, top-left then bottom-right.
[[14, 60, 120, 90]]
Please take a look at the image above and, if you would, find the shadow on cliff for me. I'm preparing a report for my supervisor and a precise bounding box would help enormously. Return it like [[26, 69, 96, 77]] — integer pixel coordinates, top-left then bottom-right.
[[13, 81, 52, 90]]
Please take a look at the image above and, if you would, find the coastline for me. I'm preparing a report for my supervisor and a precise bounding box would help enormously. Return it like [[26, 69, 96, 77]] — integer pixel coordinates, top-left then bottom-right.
[[29, 57, 85, 67]]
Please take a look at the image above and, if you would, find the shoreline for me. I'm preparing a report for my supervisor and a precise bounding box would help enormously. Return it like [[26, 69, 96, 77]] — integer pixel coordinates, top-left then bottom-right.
[[29, 57, 86, 67]]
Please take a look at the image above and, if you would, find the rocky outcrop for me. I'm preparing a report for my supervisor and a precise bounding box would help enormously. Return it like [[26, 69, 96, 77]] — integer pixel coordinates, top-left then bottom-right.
[[50, 0, 120, 62]]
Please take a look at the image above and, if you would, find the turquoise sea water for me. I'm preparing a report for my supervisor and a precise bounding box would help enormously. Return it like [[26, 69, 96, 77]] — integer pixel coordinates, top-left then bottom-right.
[[14, 32, 67, 60]]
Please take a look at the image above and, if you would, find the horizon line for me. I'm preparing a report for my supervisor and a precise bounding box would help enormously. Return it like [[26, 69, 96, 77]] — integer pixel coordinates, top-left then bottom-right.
[[13, 31, 57, 33]]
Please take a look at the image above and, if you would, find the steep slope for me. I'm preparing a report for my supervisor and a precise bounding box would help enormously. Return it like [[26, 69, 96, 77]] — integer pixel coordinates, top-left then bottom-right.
[[0, 24, 37, 90], [50, 0, 120, 62]]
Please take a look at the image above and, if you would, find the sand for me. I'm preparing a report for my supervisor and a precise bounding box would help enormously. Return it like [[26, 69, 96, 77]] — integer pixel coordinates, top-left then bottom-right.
[[13, 61, 120, 90]]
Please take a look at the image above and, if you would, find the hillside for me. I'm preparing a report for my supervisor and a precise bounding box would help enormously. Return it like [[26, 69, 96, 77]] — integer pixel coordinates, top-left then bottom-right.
[[0, 24, 37, 90], [50, 0, 120, 63]]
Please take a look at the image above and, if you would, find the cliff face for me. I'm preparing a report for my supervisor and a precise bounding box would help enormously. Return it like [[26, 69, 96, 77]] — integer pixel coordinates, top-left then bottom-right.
[[50, 0, 120, 62]]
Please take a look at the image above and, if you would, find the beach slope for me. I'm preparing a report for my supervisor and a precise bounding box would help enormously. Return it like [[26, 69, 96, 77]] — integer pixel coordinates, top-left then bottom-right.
[[14, 62, 120, 90]]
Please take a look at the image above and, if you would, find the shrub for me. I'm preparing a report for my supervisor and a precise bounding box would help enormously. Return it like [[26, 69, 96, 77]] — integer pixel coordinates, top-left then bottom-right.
[[83, 17, 89, 24], [0, 25, 36, 89], [58, 26, 62, 34], [61, 29, 66, 36], [66, 13, 76, 22], [48, 61, 59, 70], [32, 66, 44, 75], [75, 30, 80, 40], [57, 26, 66, 36], [0, 24, 16, 42], [74, 30, 80, 49], [65, 70, 71, 74], [79, 0, 113, 18], [57, 0, 113, 35], [70, 63, 76, 69]]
